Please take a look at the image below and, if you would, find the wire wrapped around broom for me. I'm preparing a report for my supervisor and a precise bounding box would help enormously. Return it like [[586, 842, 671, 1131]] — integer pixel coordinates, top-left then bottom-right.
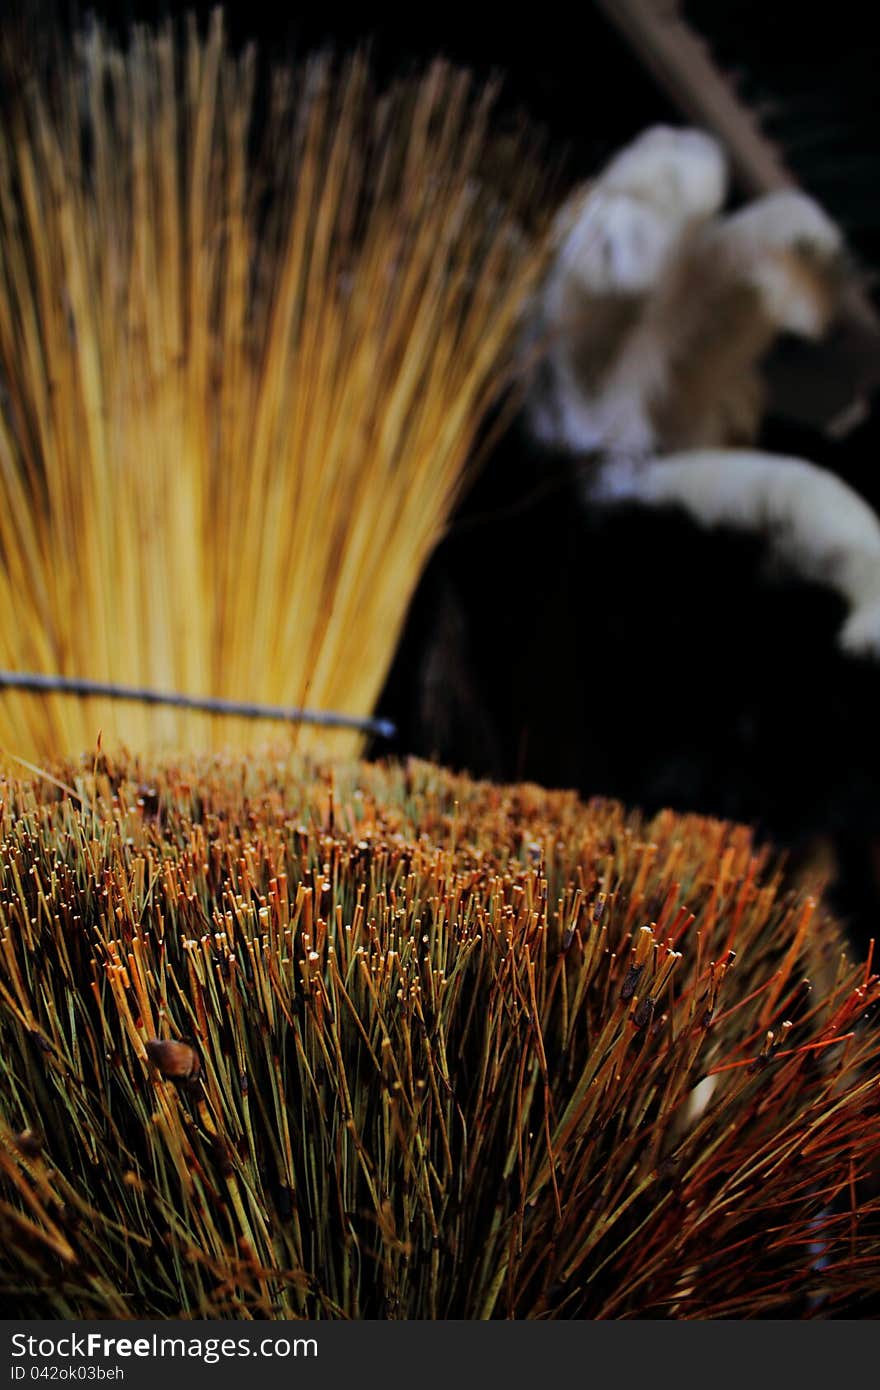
[[0, 11, 546, 760], [0, 668, 397, 739]]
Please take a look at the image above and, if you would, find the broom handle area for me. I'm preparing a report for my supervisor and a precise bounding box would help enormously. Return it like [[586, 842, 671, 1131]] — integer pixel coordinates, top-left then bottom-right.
[[0, 670, 397, 741]]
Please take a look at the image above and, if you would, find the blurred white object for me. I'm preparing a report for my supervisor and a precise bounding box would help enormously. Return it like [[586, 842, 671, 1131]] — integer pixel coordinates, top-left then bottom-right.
[[526, 131, 847, 457], [523, 126, 879, 656], [592, 450, 880, 657]]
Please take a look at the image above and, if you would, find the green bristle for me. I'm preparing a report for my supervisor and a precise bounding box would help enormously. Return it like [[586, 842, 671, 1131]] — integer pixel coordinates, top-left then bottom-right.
[[1, 749, 879, 1318]]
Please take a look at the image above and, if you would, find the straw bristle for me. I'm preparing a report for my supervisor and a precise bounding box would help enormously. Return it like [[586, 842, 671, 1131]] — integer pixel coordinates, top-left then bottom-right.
[[0, 11, 543, 759], [1, 750, 878, 1317]]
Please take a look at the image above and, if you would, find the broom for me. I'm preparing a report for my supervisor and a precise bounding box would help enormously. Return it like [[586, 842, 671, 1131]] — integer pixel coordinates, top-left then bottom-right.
[[0, 9, 544, 761], [1, 748, 879, 1318]]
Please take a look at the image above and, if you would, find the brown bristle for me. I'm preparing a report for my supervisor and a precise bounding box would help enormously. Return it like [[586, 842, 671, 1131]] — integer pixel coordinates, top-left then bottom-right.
[[1, 750, 879, 1318]]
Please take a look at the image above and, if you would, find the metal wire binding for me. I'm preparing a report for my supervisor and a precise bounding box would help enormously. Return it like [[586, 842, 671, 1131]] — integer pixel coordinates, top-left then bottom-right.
[[0, 671, 397, 741]]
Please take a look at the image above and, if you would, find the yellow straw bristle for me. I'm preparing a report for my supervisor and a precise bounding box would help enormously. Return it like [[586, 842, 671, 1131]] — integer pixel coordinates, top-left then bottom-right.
[[0, 11, 544, 760]]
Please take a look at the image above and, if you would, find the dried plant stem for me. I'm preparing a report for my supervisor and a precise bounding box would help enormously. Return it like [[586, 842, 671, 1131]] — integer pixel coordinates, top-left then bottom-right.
[[0, 12, 544, 760], [1, 750, 879, 1318]]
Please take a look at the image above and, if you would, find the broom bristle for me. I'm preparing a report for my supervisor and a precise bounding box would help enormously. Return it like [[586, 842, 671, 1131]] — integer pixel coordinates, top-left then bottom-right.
[[1, 750, 879, 1318], [0, 11, 544, 760]]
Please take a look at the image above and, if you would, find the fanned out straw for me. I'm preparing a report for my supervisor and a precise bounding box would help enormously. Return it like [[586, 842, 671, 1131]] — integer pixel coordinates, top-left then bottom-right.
[[1, 751, 879, 1317], [0, 10, 545, 759]]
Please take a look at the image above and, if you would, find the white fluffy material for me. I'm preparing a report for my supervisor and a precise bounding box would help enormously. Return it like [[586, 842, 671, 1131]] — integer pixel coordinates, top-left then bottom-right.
[[705, 190, 843, 337], [526, 127, 727, 455], [526, 132, 847, 457], [717, 189, 842, 258], [527, 330, 667, 457], [550, 126, 728, 296], [523, 129, 879, 657], [591, 449, 880, 655]]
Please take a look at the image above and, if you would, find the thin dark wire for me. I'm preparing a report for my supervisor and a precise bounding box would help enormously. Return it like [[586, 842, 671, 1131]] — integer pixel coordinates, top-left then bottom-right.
[[0, 671, 397, 740]]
